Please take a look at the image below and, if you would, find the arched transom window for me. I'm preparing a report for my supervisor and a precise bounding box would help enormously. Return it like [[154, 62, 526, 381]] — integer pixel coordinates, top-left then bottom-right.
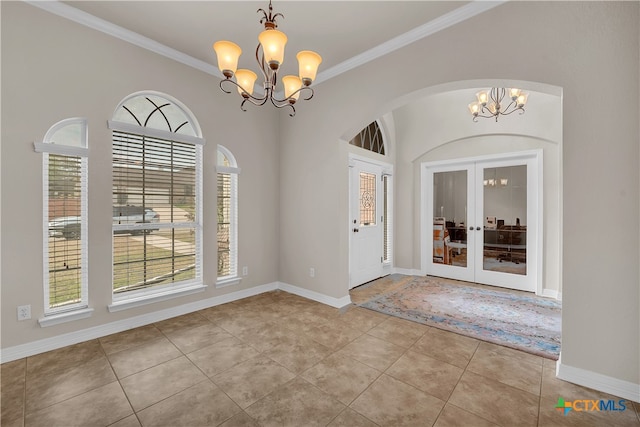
[[349, 121, 385, 155]]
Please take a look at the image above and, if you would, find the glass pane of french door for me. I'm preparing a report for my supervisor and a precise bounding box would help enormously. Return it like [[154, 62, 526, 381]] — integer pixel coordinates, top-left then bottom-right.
[[433, 170, 468, 268], [482, 165, 527, 275]]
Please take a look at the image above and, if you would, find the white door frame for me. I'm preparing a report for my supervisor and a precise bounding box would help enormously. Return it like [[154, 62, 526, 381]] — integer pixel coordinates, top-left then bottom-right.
[[421, 150, 543, 295], [348, 154, 393, 289]]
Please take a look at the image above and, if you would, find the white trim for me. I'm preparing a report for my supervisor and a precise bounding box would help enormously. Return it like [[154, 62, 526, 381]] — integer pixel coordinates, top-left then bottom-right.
[[38, 308, 94, 328], [278, 282, 352, 309], [393, 268, 423, 276], [557, 358, 640, 403], [542, 288, 562, 300], [24, 1, 221, 79], [216, 165, 241, 175], [25, 1, 504, 87], [348, 153, 394, 174], [1, 282, 279, 363], [34, 142, 89, 157], [109, 283, 207, 312], [108, 120, 206, 146], [216, 276, 242, 289], [314, 1, 507, 85]]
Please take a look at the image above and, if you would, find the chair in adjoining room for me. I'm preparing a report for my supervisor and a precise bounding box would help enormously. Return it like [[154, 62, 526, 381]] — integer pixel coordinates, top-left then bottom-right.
[[433, 217, 452, 264]]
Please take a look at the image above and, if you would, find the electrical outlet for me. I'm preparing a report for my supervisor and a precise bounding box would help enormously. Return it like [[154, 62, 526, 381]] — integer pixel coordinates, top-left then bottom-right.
[[242, 266, 248, 276], [17, 305, 31, 321], [309, 267, 315, 278]]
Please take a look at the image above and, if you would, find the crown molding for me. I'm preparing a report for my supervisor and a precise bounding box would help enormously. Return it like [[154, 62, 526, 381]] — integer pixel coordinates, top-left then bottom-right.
[[24, 0, 223, 79], [313, 1, 507, 85], [24, 0, 505, 85]]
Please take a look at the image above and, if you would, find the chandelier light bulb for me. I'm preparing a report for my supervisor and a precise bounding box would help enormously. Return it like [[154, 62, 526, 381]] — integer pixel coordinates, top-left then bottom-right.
[[282, 75, 302, 102], [468, 102, 480, 116], [517, 92, 529, 107], [234, 69, 258, 97], [476, 90, 489, 106], [213, 41, 242, 78], [258, 29, 288, 70], [296, 50, 322, 86], [508, 88, 521, 100]]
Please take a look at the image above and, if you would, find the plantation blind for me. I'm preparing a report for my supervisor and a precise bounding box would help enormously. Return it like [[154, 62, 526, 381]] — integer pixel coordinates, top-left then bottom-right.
[[112, 130, 200, 295], [46, 153, 88, 311], [217, 172, 235, 278]]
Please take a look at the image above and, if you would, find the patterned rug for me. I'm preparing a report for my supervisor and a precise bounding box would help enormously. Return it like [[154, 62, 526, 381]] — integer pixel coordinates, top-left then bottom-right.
[[359, 276, 561, 359]]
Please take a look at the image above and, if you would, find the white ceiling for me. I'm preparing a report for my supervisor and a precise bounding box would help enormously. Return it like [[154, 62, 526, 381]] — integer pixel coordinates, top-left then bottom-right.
[[46, 1, 497, 84]]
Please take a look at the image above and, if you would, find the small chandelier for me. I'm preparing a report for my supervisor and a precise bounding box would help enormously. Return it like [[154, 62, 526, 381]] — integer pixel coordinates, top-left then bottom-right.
[[468, 87, 529, 122], [213, 1, 322, 117]]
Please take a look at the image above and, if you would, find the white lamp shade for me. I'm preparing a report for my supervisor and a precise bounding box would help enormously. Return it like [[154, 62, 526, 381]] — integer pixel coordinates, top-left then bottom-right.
[[258, 29, 287, 68], [517, 92, 529, 106], [282, 75, 302, 100], [296, 50, 322, 84], [476, 90, 489, 105], [468, 102, 480, 115], [234, 69, 257, 96], [213, 41, 242, 75], [508, 88, 522, 100]]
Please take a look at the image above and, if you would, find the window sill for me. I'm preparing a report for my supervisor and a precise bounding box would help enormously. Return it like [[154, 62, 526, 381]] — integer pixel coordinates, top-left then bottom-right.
[[108, 283, 207, 313], [38, 307, 94, 328], [216, 276, 241, 289]]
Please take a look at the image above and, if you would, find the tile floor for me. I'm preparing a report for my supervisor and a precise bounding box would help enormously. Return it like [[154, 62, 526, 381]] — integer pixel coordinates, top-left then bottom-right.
[[2, 286, 639, 426]]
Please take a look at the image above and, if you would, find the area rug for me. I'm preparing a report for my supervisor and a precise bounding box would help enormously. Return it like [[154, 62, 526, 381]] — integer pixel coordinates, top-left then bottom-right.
[[359, 276, 561, 359]]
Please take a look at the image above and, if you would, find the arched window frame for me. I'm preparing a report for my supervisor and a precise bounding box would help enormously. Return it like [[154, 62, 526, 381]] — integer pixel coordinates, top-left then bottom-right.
[[349, 120, 386, 155], [108, 91, 205, 310], [34, 118, 93, 326], [216, 145, 240, 287]]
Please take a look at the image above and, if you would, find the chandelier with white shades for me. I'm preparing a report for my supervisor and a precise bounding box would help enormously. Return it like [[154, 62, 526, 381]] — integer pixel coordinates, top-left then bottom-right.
[[468, 87, 529, 122], [213, 1, 322, 117]]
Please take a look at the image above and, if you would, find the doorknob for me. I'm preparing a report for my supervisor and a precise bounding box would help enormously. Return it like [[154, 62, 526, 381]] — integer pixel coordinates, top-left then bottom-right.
[[476, 227, 481, 231], [353, 228, 359, 233], [469, 226, 473, 231]]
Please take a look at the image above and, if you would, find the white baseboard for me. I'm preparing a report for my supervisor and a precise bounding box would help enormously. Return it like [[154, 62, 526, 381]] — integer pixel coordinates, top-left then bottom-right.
[[0, 281, 352, 363], [0, 282, 278, 363], [393, 267, 422, 276], [541, 288, 562, 300], [277, 282, 352, 309], [557, 356, 640, 403]]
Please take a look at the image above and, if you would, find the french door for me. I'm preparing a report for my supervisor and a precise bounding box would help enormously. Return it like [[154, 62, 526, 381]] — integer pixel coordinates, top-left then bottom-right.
[[423, 152, 540, 293]]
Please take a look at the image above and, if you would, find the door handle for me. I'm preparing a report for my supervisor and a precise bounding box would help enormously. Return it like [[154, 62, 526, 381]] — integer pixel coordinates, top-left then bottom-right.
[[353, 228, 359, 233], [476, 227, 481, 231]]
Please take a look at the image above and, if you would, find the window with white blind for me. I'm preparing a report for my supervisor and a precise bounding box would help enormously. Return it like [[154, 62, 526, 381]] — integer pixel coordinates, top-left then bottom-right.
[[109, 92, 204, 309], [217, 145, 240, 286], [35, 118, 92, 325]]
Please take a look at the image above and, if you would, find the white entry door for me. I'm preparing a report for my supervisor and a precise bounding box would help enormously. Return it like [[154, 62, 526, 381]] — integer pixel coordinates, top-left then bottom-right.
[[349, 160, 384, 289], [423, 151, 541, 293]]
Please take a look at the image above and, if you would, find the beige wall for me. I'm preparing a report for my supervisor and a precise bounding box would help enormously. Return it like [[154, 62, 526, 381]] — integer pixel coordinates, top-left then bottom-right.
[[1, 0, 638, 392], [1, 2, 280, 347], [278, 1, 639, 386]]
